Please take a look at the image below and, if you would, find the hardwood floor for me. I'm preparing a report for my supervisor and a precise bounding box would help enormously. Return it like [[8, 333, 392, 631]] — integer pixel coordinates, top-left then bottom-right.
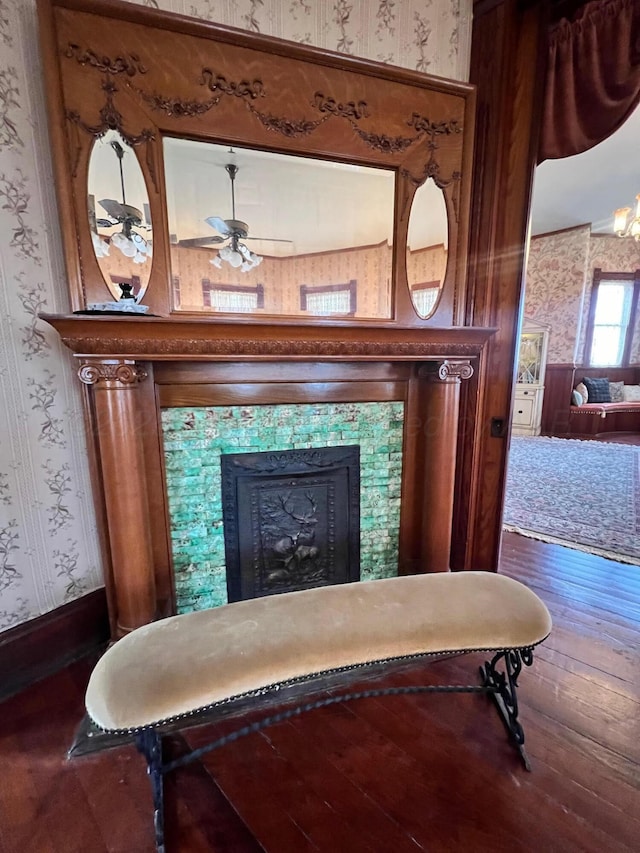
[[0, 532, 638, 852]]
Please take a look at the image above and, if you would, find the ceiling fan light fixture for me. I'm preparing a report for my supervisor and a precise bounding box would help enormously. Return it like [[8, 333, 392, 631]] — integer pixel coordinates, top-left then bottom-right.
[[92, 231, 110, 258], [111, 231, 137, 257], [95, 144, 151, 264], [204, 162, 266, 273], [212, 240, 262, 272]]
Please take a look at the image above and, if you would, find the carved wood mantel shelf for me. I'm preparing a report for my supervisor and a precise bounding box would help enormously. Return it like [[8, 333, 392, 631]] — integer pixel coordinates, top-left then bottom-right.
[[42, 315, 494, 360], [43, 314, 495, 638]]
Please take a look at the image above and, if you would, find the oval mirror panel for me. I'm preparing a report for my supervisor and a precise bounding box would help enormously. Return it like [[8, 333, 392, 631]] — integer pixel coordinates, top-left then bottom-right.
[[87, 130, 152, 304], [406, 178, 448, 319], [163, 138, 394, 319]]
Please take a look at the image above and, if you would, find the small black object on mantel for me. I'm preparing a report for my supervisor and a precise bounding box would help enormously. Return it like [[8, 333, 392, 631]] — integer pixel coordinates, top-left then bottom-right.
[[77, 281, 154, 315], [119, 282, 136, 301]]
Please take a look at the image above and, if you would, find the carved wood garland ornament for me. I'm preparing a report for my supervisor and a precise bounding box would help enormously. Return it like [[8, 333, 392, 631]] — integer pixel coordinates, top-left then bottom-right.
[[62, 45, 463, 185], [65, 43, 148, 76]]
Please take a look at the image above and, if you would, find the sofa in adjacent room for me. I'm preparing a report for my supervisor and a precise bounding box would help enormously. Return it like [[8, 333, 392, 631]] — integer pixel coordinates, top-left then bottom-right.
[[569, 374, 640, 437]]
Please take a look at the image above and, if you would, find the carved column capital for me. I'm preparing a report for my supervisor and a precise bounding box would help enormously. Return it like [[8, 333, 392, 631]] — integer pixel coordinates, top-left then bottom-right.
[[78, 359, 147, 387], [419, 360, 474, 382]]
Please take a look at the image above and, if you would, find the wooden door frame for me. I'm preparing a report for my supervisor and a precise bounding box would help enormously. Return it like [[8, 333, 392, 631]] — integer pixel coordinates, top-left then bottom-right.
[[452, 0, 550, 571]]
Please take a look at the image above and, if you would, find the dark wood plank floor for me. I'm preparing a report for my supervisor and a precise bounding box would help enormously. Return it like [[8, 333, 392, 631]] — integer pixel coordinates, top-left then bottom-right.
[[0, 532, 638, 852]]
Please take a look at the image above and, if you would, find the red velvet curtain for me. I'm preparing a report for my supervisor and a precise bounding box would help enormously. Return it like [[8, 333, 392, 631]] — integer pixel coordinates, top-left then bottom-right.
[[539, 0, 640, 162]]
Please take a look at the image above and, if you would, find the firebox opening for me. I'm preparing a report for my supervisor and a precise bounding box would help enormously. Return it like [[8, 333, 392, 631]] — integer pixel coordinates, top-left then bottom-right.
[[221, 446, 360, 601]]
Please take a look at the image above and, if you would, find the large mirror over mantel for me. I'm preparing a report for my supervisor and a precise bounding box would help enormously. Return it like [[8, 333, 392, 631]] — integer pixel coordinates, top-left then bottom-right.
[[42, 0, 475, 326], [164, 139, 396, 318]]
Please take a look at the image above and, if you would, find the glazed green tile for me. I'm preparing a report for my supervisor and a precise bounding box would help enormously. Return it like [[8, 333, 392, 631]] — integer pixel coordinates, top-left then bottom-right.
[[162, 401, 404, 613]]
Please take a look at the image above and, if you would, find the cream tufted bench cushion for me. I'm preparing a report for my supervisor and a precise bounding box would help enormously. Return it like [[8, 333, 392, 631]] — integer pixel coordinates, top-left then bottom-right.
[[86, 571, 551, 732]]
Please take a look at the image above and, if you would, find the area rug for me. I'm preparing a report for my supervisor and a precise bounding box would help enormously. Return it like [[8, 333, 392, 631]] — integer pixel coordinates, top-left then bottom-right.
[[503, 437, 640, 565]]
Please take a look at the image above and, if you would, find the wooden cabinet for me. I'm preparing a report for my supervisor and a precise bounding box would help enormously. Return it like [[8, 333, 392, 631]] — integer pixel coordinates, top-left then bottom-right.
[[512, 324, 549, 436]]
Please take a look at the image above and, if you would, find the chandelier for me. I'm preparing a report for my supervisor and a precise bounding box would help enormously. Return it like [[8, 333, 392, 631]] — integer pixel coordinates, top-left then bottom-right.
[[613, 194, 640, 240], [93, 140, 152, 263]]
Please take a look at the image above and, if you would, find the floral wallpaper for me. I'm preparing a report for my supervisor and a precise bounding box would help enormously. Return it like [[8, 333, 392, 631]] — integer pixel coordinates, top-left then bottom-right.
[[524, 227, 640, 366], [138, 0, 472, 78], [524, 225, 591, 364], [0, 0, 471, 633], [172, 241, 393, 317]]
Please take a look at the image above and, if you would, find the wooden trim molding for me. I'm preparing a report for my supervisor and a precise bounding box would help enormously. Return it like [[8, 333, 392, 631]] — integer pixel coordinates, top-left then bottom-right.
[[41, 315, 496, 360], [451, 0, 548, 573], [0, 589, 109, 700]]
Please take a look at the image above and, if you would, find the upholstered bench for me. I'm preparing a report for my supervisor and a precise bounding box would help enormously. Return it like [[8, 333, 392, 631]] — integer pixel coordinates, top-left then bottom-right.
[[85, 572, 551, 853]]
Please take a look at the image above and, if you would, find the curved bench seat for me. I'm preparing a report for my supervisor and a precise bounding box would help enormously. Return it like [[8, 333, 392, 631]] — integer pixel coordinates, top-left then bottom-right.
[[87, 571, 551, 732], [83, 571, 551, 853]]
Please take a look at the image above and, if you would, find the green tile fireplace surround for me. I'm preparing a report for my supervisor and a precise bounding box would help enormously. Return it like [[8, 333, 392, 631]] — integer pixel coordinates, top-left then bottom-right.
[[162, 401, 405, 613]]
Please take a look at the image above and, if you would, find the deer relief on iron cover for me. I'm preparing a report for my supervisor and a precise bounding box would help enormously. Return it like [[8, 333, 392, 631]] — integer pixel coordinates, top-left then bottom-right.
[[259, 489, 323, 590]]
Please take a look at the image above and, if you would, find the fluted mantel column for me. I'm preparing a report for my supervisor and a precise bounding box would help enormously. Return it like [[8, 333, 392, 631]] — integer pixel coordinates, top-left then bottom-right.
[[418, 360, 474, 572], [79, 359, 156, 636]]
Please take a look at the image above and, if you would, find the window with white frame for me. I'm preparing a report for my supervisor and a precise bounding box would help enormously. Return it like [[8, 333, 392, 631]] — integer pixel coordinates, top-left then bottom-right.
[[585, 269, 639, 367]]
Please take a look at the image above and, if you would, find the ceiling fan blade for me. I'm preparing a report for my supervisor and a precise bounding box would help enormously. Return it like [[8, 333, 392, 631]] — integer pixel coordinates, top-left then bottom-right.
[[178, 235, 225, 248], [96, 217, 116, 228], [205, 216, 233, 236], [245, 236, 294, 243], [99, 199, 143, 224], [99, 198, 127, 220]]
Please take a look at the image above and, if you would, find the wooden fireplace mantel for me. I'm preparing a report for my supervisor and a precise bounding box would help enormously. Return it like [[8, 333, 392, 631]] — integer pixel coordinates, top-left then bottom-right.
[[42, 313, 496, 638], [42, 314, 496, 361]]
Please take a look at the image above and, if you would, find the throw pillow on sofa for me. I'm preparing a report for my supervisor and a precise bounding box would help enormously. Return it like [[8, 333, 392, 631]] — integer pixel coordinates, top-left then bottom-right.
[[609, 381, 625, 402], [621, 384, 640, 402], [582, 376, 611, 403], [575, 381, 589, 403], [571, 389, 584, 406]]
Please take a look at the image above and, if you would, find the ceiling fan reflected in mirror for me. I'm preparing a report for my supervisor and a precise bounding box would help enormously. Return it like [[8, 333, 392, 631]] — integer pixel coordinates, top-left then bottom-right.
[[178, 163, 292, 272], [93, 140, 152, 265]]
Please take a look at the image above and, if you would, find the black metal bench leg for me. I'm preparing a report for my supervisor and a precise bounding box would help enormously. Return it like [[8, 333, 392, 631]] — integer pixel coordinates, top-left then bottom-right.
[[135, 730, 166, 853], [480, 648, 534, 771]]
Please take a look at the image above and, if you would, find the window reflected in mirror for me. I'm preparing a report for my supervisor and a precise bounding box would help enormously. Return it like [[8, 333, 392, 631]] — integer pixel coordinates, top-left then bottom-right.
[[300, 281, 357, 316], [406, 178, 448, 319], [163, 138, 395, 318], [87, 130, 153, 303]]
